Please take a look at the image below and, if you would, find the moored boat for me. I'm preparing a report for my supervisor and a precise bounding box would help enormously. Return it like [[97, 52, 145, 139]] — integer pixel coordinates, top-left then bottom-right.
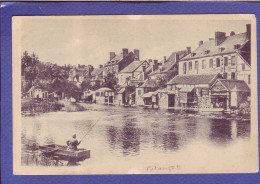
[[39, 144, 90, 162]]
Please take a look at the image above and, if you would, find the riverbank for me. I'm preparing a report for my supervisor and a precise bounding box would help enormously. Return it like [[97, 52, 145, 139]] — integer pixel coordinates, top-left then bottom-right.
[[21, 99, 87, 116], [21, 99, 250, 121]]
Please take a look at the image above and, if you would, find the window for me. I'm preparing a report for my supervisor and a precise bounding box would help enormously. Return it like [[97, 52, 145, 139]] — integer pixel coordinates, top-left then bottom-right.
[[242, 64, 245, 71], [224, 57, 228, 66], [96, 92, 100, 96], [202, 60, 206, 69], [231, 56, 236, 66], [183, 63, 187, 74], [201, 89, 209, 96], [100, 92, 104, 96], [189, 62, 192, 70], [138, 90, 141, 95], [209, 59, 213, 68], [223, 72, 227, 79], [248, 75, 251, 84], [216, 58, 220, 67], [231, 72, 236, 80], [195, 61, 198, 69]]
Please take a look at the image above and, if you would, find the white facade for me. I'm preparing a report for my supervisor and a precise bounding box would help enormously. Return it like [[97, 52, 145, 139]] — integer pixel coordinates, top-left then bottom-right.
[[117, 62, 146, 86], [179, 53, 251, 87]]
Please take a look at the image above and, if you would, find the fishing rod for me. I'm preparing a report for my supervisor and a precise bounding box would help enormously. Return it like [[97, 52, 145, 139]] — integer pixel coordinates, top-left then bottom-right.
[[79, 123, 96, 142], [79, 115, 104, 142]]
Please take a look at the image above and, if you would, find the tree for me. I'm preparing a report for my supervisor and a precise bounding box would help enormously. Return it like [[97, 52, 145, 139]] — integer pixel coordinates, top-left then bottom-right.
[[157, 68, 178, 89], [103, 72, 117, 90], [22, 51, 39, 83], [64, 81, 82, 101], [80, 78, 92, 91]]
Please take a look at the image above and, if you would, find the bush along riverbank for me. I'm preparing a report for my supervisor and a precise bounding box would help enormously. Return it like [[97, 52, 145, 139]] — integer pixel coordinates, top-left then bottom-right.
[[60, 101, 85, 112], [22, 99, 64, 115], [21, 99, 87, 116]]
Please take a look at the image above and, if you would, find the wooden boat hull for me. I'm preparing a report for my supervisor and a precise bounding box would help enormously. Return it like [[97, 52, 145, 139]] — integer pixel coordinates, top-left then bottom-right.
[[39, 144, 90, 162]]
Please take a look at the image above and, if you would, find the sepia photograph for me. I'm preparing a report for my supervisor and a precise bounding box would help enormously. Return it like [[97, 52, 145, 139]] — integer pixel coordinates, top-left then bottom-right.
[[12, 15, 258, 175]]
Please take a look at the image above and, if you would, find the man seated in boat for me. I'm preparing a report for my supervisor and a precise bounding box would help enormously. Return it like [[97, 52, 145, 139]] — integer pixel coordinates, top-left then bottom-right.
[[67, 134, 81, 151]]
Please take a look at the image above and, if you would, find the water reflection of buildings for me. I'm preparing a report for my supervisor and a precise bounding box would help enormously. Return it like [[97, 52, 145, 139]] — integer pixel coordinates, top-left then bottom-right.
[[106, 122, 141, 156], [105, 112, 250, 156], [209, 119, 250, 144]]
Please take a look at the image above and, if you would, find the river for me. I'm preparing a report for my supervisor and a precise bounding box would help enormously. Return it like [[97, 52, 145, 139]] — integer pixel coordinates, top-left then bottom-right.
[[21, 103, 253, 174]]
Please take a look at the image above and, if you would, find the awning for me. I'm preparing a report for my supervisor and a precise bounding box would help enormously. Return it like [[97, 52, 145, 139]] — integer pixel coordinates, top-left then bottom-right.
[[142, 92, 154, 98], [179, 86, 194, 93], [118, 88, 125, 94]]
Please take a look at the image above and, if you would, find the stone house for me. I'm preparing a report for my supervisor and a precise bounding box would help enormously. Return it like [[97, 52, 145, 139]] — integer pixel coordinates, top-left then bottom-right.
[[136, 79, 159, 106], [90, 66, 105, 86], [166, 74, 221, 110], [149, 49, 190, 80], [210, 79, 250, 110], [117, 60, 150, 86], [154, 88, 168, 109], [69, 65, 94, 83], [26, 86, 48, 99], [103, 48, 140, 77], [178, 24, 251, 87]]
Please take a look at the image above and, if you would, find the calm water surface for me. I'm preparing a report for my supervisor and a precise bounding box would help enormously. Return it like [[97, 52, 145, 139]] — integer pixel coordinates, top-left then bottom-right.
[[21, 103, 251, 172]]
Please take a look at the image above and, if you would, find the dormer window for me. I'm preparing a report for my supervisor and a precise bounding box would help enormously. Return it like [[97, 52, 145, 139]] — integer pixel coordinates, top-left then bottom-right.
[[219, 47, 225, 52], [233, 44, 241, 49], [204, 50, 210, 54], [191, 53, 196, 57]]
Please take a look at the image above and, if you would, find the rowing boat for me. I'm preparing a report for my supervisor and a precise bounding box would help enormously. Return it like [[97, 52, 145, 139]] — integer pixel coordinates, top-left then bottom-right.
[[39, 144, 90, 162]]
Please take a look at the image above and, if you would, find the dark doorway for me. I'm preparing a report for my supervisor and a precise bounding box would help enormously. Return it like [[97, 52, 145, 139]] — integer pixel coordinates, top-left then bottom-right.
[[109, 96, 113, 103], [168, 94, 175, 107], [231, 72, 236, 80], [122, 92, 126, 104]]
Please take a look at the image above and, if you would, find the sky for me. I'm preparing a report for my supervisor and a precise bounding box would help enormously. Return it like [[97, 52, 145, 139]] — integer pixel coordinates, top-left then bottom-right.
[[18, 16, 251, 67]]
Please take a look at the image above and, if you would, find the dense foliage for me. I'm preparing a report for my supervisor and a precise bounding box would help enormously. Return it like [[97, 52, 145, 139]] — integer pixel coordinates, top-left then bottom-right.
[[22, 51, 80, 100]]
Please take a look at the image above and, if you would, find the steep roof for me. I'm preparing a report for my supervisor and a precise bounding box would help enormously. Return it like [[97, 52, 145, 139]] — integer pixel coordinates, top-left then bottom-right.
[[218, 79, 250, 92], [91, 68, 103, 76], [110, 53, 123, 62], [106, 51, 136, 66], [119, 60, 145, 73], [149, 50, 187, 76], [140, 79, 158, 88], [167, 74, 220, 85], [182, 32, 249, 61]]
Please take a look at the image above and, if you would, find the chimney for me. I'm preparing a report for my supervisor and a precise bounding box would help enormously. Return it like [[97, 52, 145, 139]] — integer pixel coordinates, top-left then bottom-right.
[[246, 24, 251, 39], [110, 52, 116, 61], [148, 59, 152, 63], [164, 56, 167, 63], [154, 60, 158, 65], [134, 49, 140, 60], [230, 31, 235, 36], [186, 47, 191, 55], [152, 64, 159, 72], [99, 65, 103, 68], [122, 48, 128, 58], [199, 41, 203, 47], [142, 65, 146, 72], [78, 64, 81, 68], [215, 32, 226, 46]]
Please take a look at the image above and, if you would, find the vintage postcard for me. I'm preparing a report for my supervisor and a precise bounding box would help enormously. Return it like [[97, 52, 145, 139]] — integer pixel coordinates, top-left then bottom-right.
[[13, 15, 258, 175]]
